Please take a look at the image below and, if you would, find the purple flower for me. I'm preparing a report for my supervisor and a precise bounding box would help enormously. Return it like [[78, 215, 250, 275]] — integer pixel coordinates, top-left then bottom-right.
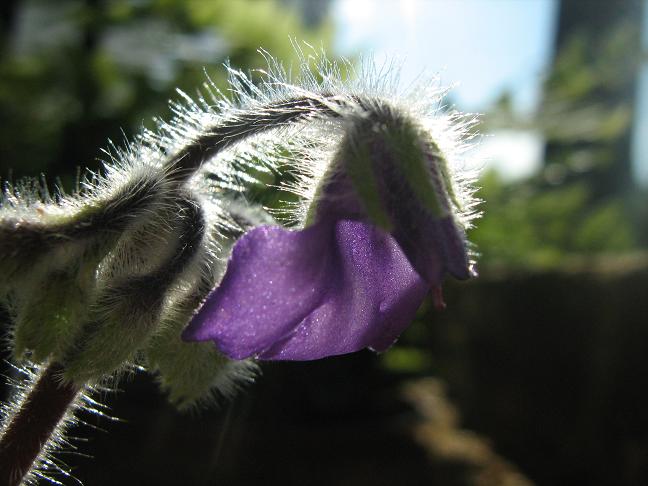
[[182, 113, 474, 360]]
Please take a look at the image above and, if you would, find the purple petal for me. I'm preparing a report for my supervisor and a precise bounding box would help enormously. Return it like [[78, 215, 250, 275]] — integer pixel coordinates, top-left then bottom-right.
[[366, 142, 472, 284], [182, 220, 428, 360], [310, 161, 472, 286], [393, 214, 472, 284]]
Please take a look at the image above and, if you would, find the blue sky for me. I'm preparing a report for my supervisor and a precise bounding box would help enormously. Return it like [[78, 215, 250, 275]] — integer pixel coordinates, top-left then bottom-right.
[[331, 0, 558, 181], [332, 0, 648, 185], [332, 0, 558, 114], [632, 1, 648, 185]]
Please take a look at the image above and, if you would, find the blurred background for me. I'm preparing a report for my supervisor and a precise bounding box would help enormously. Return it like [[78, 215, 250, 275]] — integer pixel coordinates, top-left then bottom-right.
[[0, 0, 647, 484]]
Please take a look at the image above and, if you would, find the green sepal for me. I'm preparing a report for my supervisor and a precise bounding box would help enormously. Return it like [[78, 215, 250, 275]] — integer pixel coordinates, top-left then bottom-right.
[[309, 114, 451, 233], [425, 139, 463, 212], [62, 280, 164, 384], [11, 245, 102, 363], [382, 120, 446, 218], [344, 133, 394, 230], [12, 270, 88, 363], [146, 317, 238, 410]]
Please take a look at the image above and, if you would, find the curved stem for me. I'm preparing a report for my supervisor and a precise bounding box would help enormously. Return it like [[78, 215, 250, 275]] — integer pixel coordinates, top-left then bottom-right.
[[0, 362, 79, 486], [0, 94, 353, 270], [166, 95, 343, 180]]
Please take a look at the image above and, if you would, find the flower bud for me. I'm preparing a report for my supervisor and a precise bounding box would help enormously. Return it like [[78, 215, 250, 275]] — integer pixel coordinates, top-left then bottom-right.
[[183, 101, 475, 361], [147, 307, 257, 410], [13, 269, 89, 362], [63, 197, 205, 384]]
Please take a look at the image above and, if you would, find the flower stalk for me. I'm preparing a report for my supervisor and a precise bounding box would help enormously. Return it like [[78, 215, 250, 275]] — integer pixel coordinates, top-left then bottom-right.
[[0, 363, 79, 486]]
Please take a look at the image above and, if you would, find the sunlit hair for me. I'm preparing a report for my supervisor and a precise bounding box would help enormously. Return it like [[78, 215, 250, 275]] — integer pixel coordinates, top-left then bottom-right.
[[0, 44, 480, 483]]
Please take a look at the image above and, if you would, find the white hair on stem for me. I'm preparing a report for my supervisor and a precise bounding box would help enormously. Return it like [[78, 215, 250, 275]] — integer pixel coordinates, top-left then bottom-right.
[[0, 44, 481, 484], [0, 43, 481, 399]]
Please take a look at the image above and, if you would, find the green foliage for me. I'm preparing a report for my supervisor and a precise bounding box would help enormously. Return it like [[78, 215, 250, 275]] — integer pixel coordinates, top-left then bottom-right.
[[546, 23, 640, 104], [0, 0, 332, 183], [380, 347, 433, 373], [186, 0, 333, 64], [471, 171, 637, 268], [476, 15, 644, 266]]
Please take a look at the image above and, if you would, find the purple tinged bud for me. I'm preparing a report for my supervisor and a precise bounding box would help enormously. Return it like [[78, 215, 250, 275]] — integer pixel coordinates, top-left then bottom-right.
[[183, 105, 475, 361]]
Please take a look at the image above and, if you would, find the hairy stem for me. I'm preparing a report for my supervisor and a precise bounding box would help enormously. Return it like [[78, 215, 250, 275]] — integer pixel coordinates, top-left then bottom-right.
[[0, 94, 355, 267], [166, 95, 343, 180], [0, 362, 80, 486]]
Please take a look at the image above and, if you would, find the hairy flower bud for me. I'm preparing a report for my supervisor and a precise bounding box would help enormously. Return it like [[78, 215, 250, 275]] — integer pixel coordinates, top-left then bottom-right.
[[183, 92, 477, 361], [145, 199, 269, 408], [13, 269, 89, 362], [1, 46, 479, 404], [63, 196, 205, 384]]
